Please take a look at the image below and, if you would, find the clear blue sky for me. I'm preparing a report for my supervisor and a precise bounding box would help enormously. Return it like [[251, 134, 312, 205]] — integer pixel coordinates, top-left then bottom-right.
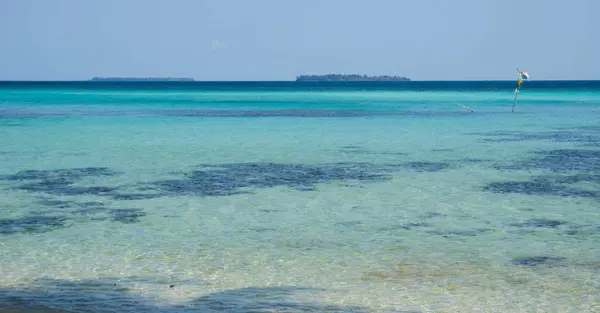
[[0, 0, 597, 81]]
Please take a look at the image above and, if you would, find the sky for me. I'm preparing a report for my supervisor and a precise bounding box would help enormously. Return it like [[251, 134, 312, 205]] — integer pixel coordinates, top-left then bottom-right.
[[0, 0, 598, 81]]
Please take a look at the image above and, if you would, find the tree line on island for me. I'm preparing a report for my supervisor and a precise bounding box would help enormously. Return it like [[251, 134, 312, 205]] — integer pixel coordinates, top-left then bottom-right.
[[296, 74, 410, 81]]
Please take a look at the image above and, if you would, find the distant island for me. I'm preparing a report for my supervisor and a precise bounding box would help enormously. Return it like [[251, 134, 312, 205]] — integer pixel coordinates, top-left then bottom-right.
[[296, 74, 410, 82], [90, 77, 194, 82]]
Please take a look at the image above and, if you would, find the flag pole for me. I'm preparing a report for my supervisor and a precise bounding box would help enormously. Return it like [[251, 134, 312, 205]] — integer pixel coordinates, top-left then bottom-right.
[[512, 68, 522, 113]]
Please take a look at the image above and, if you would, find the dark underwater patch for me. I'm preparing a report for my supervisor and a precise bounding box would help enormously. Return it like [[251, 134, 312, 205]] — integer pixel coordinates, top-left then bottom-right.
[[14, 181, 117, 196], [458, 158, 492, 164], [419, 212, 445, 219], [109, 209, 146, 223], [482, 178, 600, 199], [1, 161, 453, 204], [431, 148, 453, 152], [108, 193, 162, 200], [36, 198, 73, 208], [510, 219, 567, 228], [28, 198, 108, 221], [426, 228, 492, 237], [511, 256, 567, 267], [1, 167, 119, 181], [484, 148, 600, 199], [71, 206, 107, 216], [77, 201, 106, 208], [69, 207, 146, 224], [68, 201, 107, 215], [0, 276, 421, 313], [496, 149, 600, 173], [10, 194, 148, 229], [562, 224, 600, 236], [401, 162, 451, 172], [380, 222, 493, 237], [259, 209, 278, 213], [555, 125, 600, 132], [144, 162, 416, 197], [1, 167, 120, 197], [467, 128, 600, 145], [0, 216, 68, 234]]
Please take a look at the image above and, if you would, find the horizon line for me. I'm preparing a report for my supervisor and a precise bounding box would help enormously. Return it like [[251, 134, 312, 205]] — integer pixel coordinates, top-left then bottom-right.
[[1, 79, 600, 82]]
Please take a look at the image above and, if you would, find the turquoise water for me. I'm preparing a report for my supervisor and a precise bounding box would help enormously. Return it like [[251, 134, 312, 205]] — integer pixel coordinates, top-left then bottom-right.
[[1, 82, 600, 312]]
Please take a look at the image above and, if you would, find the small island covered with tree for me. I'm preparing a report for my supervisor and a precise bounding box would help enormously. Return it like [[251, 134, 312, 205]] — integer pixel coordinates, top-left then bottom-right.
[[296, 74, 410, 82], [90, 77, 194, 82]]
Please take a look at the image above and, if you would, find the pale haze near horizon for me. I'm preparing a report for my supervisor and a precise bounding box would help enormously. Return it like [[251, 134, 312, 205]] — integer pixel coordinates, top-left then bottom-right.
[[0, 0, 597, 81]]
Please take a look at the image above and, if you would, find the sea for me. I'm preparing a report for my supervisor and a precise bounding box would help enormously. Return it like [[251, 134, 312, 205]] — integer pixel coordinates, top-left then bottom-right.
[[1, 80, 599, 313]]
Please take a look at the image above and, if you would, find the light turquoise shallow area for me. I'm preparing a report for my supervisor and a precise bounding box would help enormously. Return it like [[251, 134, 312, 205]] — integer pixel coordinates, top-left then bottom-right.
[[1, 86, 600, 312], [1, 89, 600, 113]]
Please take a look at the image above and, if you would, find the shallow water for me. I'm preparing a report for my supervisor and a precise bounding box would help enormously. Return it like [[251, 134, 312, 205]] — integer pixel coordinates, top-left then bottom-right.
[[1, 81, 600, 312]]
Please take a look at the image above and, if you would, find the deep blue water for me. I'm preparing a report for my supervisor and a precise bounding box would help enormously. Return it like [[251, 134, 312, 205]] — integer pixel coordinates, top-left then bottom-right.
[[2, 80, 600, 91]]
